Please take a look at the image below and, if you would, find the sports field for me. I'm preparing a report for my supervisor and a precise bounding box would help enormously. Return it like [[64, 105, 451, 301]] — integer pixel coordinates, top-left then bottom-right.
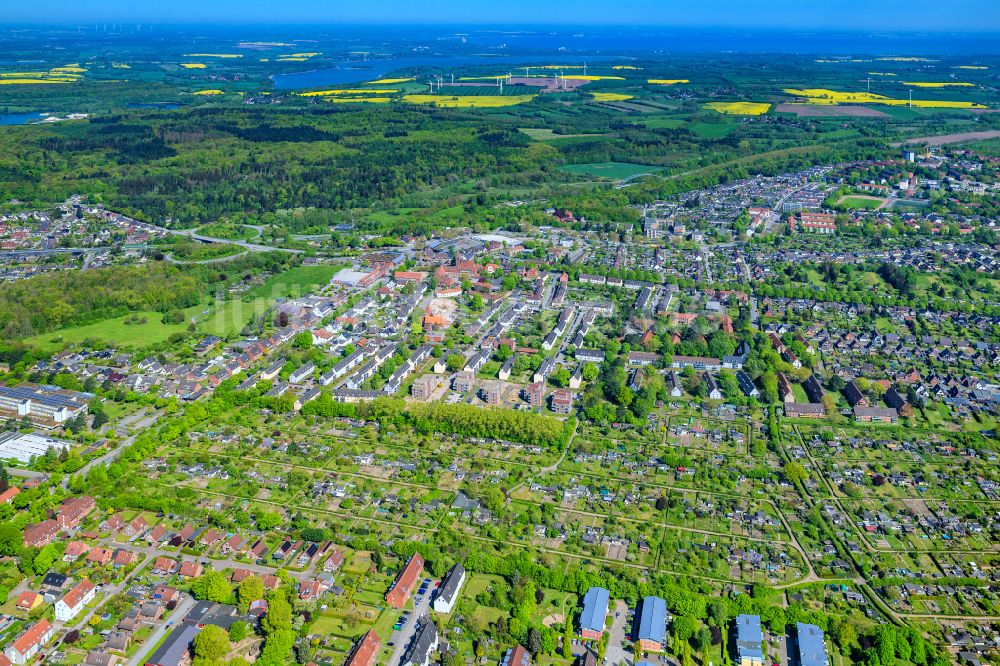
[[838, 195, 885, 209]]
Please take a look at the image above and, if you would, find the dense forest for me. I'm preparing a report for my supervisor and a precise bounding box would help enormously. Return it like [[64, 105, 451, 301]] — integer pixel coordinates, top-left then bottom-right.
[[0, 101, 895, 232]]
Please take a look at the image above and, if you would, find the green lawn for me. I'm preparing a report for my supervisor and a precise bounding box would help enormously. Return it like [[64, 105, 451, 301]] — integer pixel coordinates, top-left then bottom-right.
[[23, 310, 190, 353], [21, 263, 342, 352], [559, 161, 666, 180], [249, 265, 342, 299]]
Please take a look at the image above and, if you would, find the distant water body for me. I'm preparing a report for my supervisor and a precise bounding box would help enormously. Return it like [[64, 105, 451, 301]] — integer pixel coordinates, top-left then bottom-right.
[[0, 112, 46, 125], [272, 54, 621, 89], [270, 27, 999, 89]]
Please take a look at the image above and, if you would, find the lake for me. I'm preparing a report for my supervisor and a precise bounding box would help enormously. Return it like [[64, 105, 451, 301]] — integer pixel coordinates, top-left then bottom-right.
[[0, 112, 46, 126]]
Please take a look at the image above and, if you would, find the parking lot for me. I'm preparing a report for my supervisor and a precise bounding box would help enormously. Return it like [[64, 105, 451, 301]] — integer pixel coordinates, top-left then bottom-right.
[[386, 576, 437, 666]]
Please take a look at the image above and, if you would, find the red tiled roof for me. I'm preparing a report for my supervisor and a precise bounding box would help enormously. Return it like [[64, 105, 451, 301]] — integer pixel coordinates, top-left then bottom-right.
[[10, 619, 51, 656], [60, 580, 95, 611], [346, 630, 381, 666]]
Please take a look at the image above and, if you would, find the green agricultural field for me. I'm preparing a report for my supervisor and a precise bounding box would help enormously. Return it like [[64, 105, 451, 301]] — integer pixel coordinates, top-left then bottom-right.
[[519, 128, 603, 141], [688, 122, 737, 138], [638, 115, 686, 129], [559, 161, 666, 180]]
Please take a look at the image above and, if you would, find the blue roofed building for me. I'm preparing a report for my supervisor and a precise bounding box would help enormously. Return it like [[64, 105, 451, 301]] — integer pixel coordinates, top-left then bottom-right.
[[736, 614, 764, 666], [635, 596, 668, 652], [796, 622, 829, 666], [579, 587, 610, 639]]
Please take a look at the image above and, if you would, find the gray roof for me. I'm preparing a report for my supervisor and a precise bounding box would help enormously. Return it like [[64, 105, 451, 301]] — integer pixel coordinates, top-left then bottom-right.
[[147, 624, 200, 666], [636, 596, 667, 644], [402, 619, 438, 666], [435, 563, 465, 606], [796, 622, 829, 666], [580, 587, 610, 633]]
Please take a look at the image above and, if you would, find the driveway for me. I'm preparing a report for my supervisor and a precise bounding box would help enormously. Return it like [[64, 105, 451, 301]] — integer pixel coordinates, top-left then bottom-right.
[[128, 594, 198, 666], [605, 599, 630, 666], [386, 577, 435, 666]]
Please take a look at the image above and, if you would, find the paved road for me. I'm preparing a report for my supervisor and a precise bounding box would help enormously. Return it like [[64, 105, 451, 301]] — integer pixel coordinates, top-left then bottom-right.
[[98, 536, 314, 582], [141, 222, 303, 254], [605, 599, 630, 666], [387, 581, 434, 666], [128, 594, 198, 666], [51, 550, 154, 651], [63, 409, 163, 490], [164, 250, 250, 264]]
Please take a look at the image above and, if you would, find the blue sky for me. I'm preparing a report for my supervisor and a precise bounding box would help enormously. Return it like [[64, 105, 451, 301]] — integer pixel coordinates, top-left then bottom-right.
[[7, 0, 999, 31]]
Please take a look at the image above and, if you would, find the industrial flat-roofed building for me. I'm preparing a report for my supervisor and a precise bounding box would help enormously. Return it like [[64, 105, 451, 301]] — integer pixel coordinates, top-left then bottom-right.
[[635, 596, 668, 652], [0, 431, 73, 463], [735, 614, 764, 666], [579, 587, 610, 640]]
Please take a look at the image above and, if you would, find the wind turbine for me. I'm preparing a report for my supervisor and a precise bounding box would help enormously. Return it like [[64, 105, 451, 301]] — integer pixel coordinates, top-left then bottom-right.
[[866, 77, 871, 92]]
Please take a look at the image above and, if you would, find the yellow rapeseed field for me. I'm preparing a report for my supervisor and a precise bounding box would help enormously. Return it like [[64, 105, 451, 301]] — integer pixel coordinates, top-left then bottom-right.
[[557, 75, 624, 81], [648, 79, 689, 85], [277, 57, 309, 62], [0, 65, 85, 85], [366, 78, 415, 84], [181, 63, 207, 69], [300, 89, 398, 96], [0, 78, 76, 85], [324, 97, 393, 104], [706, 101, 771, 115], [192, 89, 225, 95], [402, 94, 536, 108], [957, 66, 988, 70], [902, 81, 974, 88], [591, 92, 633, 102], [783, 88, 986, 109]]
